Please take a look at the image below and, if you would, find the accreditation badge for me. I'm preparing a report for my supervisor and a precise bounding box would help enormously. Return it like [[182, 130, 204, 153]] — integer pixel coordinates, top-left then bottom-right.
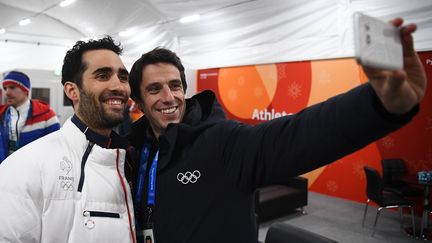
[[137, 226, 155, 243], [143, 228, 155, 243]]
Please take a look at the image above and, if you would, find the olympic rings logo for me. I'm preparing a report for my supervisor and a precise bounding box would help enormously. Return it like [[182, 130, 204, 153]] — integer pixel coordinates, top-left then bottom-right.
[[61, 181, 74, 191], [177, 170, 201, 184]]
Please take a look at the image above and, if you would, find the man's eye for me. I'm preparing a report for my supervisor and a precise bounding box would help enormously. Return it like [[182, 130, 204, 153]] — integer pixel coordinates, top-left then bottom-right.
[[119, 74, 129, 82], [170, 83, 182, 91], [96, 74, 109, 80], [148, 87, 160, 94]]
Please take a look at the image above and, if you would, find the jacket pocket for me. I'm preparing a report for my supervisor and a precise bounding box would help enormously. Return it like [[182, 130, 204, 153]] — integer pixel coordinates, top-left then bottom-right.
[[83, 210, 120, 218], [83, 210, 121, 229]]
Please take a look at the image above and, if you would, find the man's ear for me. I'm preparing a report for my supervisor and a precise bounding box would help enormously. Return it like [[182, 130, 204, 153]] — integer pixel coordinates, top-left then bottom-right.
[[64, 82, 79, 103]]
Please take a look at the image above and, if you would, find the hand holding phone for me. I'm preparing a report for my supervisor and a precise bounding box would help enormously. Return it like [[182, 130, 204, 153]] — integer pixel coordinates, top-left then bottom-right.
[[354, 12, 403, 70]]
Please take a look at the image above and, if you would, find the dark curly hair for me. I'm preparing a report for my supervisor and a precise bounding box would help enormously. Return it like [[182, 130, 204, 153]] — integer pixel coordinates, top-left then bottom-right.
[[61, 36, 122, 87], [129, 47, 187, 103]]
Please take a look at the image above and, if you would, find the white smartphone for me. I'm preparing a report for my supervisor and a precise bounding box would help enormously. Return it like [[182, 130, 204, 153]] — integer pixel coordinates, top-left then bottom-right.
[[353, 12, 403, 70]]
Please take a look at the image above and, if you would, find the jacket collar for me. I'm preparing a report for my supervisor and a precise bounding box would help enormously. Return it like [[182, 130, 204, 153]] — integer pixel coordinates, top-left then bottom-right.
[[71, 114, 128, 149]]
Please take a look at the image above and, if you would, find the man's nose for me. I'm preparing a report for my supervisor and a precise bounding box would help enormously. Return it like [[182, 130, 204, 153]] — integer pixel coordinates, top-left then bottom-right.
[[160, 86, 175, 102], [109, 75, 127, 91]]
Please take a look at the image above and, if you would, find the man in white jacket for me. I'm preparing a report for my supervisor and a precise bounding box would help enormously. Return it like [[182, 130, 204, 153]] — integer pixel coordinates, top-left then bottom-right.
[[0, 36, 136, 243]]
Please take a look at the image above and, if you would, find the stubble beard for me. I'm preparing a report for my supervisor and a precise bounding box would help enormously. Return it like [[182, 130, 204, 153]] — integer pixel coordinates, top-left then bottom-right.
[[142, 100, 186, 138], [78, 88, 127, 130]]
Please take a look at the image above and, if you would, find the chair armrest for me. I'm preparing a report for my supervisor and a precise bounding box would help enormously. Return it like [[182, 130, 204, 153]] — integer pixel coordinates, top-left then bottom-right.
[[282, 176, 308, 190]]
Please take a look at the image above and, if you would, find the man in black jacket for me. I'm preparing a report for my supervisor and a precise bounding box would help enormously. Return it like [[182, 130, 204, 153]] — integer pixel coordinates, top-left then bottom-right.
[[127, 18, 426, 243]]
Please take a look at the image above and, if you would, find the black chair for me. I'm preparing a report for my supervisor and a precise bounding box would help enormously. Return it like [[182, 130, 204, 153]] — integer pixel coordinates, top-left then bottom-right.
[[362, 166, 416, 236], [264, 222, 338, 243], [381, 158, 422, 197], [420, 204, 432, 238], [255, 177, 308, 223]]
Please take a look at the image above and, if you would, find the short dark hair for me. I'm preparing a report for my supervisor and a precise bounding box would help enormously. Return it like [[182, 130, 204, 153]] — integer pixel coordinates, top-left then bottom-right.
[[129, 47, 187, 102], [61, 36, 123, 87]]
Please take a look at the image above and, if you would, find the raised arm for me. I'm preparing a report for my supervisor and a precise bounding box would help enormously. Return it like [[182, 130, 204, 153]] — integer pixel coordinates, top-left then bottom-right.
[[365, 18, 427, 114]]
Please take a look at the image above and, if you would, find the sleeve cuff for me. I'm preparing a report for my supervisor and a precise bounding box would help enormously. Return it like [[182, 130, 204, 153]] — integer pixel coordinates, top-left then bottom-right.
[[372, 93, 419, 123]]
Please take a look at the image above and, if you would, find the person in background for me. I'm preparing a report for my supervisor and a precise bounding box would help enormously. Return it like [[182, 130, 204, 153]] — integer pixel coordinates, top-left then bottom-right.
[[115, 98, 134, 136], [0, 36, 136, 243], [0, 71, 60, 162], [126, 18, 426, 243]]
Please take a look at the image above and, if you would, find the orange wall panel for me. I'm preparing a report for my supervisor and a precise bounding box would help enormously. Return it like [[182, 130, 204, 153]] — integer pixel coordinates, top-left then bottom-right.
[[197, 51, 432, 203]]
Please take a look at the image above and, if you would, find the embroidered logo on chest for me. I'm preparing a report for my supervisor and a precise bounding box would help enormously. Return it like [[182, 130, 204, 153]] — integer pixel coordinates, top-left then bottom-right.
[[177, 170, 201, 184], [59, 156, 74, 191]]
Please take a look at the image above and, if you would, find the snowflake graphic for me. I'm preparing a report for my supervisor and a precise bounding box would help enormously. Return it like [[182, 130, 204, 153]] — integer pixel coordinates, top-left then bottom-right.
[[352, 160, 366, 180], [278, 65, 287, 79], [318, 70, 331, 85], [287, 82, 302, 100], [227, 88, 237, 101], [380, 136, 395, 149], [326, 180, 339, 193]]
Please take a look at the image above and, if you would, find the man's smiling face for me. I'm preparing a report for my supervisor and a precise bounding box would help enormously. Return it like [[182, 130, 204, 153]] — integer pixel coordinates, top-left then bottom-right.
[[138, 62, 185, 138]]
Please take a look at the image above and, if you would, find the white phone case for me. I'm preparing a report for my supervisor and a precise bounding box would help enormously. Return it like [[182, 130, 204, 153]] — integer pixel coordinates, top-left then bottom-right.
[[353, 12, 403, 70]]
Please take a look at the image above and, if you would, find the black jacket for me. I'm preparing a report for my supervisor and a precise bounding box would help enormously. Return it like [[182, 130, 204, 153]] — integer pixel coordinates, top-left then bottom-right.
[[127, 83, 417, 243]]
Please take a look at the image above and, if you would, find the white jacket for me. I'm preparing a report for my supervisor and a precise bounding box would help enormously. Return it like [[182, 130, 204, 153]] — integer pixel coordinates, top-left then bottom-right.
[[0, 117, 135, 243]]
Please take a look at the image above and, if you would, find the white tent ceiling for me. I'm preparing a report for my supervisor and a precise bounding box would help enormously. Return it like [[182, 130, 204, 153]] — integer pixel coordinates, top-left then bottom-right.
[[0, 0, 431, 74]]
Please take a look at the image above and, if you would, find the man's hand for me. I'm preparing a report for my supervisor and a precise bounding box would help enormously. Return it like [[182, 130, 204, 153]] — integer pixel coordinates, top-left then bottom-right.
[[364, 18, 427, 114]]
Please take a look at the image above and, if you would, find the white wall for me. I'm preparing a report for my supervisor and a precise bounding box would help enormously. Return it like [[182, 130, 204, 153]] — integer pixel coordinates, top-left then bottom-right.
[[185, 68, 197, 98]]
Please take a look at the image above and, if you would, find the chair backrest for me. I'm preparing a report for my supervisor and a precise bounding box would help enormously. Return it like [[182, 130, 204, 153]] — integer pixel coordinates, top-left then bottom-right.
[[265, 223, 338, 243], [364, 166, 384, 204], [381, 158, 407, 185]]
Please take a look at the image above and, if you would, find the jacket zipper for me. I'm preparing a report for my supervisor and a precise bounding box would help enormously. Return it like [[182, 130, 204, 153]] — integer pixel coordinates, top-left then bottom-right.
[[83, 210, 121, 218], [15, 110, 20, 143], [78, 146, 135, 243], [77, 141, 95, 192]]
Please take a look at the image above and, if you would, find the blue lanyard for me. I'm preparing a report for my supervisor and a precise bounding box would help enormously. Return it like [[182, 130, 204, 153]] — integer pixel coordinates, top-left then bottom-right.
[[147, 151, 159, 206], [135, 144, 150, 204], [135, 144, 159, 206]]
